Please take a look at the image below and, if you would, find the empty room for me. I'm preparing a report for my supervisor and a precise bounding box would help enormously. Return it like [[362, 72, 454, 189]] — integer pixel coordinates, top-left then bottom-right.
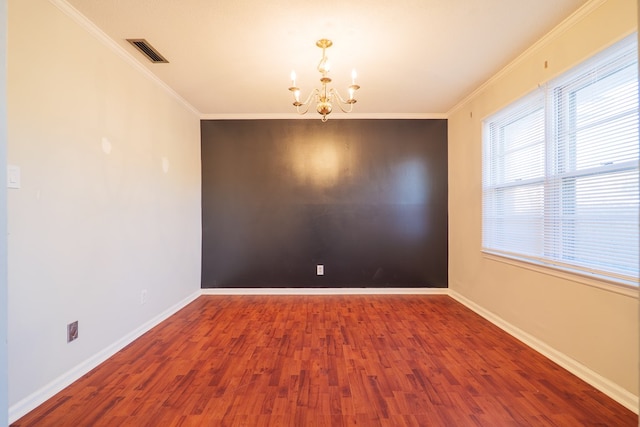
[[1, 0, 638, 425]]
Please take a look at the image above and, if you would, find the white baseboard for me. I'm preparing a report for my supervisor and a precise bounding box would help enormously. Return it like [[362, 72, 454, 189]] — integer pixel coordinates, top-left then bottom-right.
[[8, 290, 201, 424], [9, 287, 638, 421], [448, 290, 639, 414], [201, 287, 448, 295]]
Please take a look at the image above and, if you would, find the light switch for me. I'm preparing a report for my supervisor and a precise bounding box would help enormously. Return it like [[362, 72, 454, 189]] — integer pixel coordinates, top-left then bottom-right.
[[7, 165, 20, 189]]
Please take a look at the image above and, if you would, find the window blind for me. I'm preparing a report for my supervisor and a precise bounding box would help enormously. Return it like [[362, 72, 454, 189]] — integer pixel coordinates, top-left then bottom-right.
[[482, 34, 639, 286]]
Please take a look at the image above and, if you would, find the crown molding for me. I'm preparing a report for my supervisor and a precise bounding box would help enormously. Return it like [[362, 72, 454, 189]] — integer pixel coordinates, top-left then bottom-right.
[[47, 1, 448, 122], [447, 0, 608, 116], [48, 0, 200, 117], [199, 112, 447, 120]]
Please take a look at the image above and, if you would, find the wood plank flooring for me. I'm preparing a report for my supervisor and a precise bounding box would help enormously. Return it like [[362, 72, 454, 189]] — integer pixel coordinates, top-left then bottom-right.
[[12, 295, 637, 426]]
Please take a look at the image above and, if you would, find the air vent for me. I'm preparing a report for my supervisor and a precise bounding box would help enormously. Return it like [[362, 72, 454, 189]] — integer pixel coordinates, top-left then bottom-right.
[[126, 39, 169, 63]]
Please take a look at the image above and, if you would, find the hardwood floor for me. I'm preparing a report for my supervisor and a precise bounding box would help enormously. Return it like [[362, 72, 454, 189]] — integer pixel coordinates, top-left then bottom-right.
[[12, 295, 637, 426]]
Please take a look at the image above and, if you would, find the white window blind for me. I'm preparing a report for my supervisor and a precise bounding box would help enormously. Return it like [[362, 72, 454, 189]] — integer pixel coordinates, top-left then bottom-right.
[[482, 34, 639, 287]]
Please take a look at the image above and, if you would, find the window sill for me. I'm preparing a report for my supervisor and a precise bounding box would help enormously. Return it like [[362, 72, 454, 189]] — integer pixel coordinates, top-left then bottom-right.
[[482, 251, 639, 299]]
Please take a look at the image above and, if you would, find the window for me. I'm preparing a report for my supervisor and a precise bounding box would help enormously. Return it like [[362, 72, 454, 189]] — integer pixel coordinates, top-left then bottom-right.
[[482, 34, 639, 287]]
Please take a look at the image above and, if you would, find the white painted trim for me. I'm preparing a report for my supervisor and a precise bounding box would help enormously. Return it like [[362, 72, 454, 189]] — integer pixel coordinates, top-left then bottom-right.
[[48, 0, 200, 118], [447, 0, 608, 116], [482, 252, 639, 299], [8, 290, 201, 424], [9, 287, 638, 420], [449, 289, 639, 414], [48, 0, 447, 122], [199, 113, 448, 121], [201, 287, 448, 296]]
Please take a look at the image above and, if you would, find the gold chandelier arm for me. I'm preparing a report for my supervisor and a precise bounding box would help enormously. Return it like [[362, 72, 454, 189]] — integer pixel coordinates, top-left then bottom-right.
[[293, 88, 319, 115], [329, 88, 356, 113]]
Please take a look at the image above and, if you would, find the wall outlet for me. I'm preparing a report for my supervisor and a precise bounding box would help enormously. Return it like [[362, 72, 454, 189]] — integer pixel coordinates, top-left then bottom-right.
[[140, 289, 148, 305], [316, 264, 324, 275], [67, 321, 78, 343]]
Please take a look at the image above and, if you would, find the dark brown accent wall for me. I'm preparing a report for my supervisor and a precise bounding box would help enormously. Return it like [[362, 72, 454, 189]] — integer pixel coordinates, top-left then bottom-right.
[[200, 119, 447, 288]]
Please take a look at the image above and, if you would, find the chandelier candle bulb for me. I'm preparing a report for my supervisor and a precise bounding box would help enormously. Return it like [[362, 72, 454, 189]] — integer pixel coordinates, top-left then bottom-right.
[[352, 69, 357, 85], [291, 70, 296, 87]]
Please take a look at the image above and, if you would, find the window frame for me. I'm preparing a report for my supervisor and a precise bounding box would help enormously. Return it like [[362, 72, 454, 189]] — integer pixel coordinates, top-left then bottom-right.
[[481, 34, 639, 291]]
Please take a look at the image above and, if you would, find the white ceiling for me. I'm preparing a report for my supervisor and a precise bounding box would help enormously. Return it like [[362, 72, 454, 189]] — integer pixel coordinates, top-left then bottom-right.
[[64, 0, 588, 119]]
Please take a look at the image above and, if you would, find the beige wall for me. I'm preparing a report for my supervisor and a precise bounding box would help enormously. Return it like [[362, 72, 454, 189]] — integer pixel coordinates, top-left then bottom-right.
[[0, 0, 8, 424], [7, 0, 201, 417], [448, 0, 638, 406]]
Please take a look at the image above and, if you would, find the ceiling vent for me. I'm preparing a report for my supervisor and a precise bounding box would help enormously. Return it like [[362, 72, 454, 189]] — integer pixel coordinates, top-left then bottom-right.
[[126, 39, 169, 63]]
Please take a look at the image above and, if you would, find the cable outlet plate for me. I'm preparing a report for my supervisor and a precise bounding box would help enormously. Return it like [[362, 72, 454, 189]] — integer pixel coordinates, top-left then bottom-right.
[[67, 321, 78, 343]]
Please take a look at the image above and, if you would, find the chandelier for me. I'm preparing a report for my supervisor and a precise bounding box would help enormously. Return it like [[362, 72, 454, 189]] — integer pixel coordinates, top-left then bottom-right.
[[288, 39, 360, 122]]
